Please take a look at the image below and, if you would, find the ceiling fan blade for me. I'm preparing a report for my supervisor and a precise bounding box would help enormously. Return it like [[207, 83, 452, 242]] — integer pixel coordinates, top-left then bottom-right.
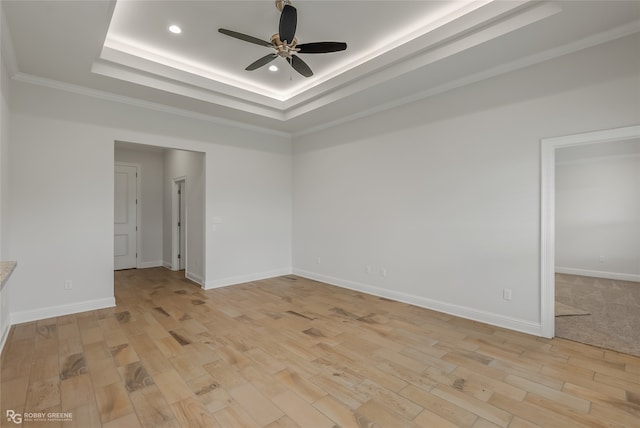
[[296, 42, 347, 54], [288, 55, 313, 78], [218, 28, 272, 47], [278, 4, 297, 44], [246, 54, 278, 71]]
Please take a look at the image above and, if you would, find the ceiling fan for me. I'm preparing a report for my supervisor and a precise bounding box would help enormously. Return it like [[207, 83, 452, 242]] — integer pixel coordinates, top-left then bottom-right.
[[218, 0, 347, 78]]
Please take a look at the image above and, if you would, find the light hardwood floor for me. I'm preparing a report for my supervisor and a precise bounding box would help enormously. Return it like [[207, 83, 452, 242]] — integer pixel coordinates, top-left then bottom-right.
[[2, 268, 639, 427]]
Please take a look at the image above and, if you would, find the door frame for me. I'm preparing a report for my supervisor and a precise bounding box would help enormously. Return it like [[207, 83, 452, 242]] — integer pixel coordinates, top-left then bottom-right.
[[114, 162, 142, 269], [540, 125, 640, 338], [171, 176, 187, 271]]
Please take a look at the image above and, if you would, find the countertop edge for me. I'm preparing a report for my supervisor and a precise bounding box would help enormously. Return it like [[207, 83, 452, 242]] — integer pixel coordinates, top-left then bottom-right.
[[0, 261, 17, 291]]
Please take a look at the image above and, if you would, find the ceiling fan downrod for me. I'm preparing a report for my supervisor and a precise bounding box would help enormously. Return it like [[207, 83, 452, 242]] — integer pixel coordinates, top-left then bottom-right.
[[275, 0, 292, 13]]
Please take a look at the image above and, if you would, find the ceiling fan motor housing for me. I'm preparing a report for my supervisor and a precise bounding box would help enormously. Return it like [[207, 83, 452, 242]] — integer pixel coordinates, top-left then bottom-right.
[[271, 34, 299, 58]]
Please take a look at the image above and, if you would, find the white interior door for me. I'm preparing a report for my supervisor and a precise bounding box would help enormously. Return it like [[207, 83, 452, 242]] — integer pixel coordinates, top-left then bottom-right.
[[114, 164, 138, 270]]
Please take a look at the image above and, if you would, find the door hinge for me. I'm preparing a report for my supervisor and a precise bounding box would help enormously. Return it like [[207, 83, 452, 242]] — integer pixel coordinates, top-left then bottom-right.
[[178, 254, 181, 259], [178, 222, 181, 227]]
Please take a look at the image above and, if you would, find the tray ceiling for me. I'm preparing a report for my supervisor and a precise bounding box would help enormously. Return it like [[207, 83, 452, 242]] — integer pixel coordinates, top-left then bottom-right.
[[2, 1, 639, 135]]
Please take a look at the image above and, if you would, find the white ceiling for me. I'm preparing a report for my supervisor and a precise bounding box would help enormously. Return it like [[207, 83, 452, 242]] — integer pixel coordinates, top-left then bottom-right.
[[2, 1, 639, 136]]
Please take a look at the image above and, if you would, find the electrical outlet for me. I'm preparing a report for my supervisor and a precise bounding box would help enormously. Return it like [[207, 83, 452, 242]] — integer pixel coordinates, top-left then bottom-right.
[[503, 288, 512, 301], [380, 268, 387, 277], [365, 265, 372, 274], [64, 280, 73, 290], [599, 255, 605, 263], [317, 257, 321, 264]]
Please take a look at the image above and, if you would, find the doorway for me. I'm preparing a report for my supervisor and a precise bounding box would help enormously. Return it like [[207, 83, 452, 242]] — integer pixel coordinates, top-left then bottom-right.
[[114, 142, 206, 285], [540, 125, 640, 338], [173, 177, 187, 271]]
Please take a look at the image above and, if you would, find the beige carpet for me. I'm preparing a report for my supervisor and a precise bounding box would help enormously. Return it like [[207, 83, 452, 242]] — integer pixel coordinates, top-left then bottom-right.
[[555, 273, 640, 357]]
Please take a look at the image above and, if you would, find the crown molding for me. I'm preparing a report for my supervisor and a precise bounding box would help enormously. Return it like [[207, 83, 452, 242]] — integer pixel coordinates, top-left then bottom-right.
[[91, 59, 287, 121]]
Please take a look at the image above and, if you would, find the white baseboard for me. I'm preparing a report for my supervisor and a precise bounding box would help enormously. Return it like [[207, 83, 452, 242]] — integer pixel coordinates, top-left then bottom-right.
[[555, 267, 640, 283], [138, 260, 164, 269], [293, 268, 542, 337], [204, 268, 292, 290], [10, 297, 116, 325], [162, 261, 173, 269]]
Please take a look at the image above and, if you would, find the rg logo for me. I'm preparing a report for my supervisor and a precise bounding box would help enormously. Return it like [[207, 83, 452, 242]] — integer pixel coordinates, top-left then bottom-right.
[[6, 410, 22, 424]]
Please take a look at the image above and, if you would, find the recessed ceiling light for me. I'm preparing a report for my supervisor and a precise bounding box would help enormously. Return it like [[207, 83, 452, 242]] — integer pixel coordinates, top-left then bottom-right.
[[268, 65, 278, 72], [169, 25, 182, 34]]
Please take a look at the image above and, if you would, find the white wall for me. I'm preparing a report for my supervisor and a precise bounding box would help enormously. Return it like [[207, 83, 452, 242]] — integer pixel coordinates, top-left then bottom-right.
[[163, 149, 205, 283], [292, 34, 640, 335], [556, 147, 640, 281], [8, 112, 115, 321], [114, 145, 165, 268], [0, 7, 12, 349], [7, 78, 292, 323], [203, 141, 293, 288], [0, 11, 7, 262]]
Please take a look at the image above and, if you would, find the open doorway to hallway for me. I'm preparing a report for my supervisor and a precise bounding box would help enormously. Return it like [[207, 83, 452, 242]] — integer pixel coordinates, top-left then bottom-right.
[[114, 141, 205, 286]]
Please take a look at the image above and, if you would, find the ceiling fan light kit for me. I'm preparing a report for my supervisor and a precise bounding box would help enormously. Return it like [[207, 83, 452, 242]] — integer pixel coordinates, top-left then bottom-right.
[[218, 0, 347, 78]]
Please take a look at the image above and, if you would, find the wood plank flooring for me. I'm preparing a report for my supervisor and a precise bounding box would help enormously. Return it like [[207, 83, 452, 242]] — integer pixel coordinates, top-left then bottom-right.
[[2, 267, 639, 427]]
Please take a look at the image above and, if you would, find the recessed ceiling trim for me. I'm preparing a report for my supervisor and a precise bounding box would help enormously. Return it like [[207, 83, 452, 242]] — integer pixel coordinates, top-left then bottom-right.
[[94, 0, 562, 122], [100, 1, 505, 108], [91, 60, 286, 120], [100, 42, 285, 104], [103, 0, 489, 103]]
